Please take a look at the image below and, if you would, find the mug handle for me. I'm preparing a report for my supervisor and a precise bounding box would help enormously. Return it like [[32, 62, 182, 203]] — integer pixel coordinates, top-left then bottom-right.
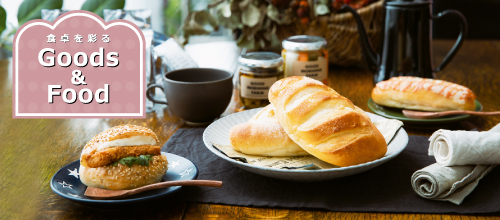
[[432, 10, 468, 72], [146, 84, 168, 105]]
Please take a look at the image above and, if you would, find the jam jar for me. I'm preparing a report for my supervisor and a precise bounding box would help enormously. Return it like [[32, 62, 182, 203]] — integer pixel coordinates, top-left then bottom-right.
[[282, 35, 328, 85], [238, 52, 284, 109]]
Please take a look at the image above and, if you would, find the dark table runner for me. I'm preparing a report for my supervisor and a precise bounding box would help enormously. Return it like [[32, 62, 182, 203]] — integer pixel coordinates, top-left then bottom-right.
[[161, 128, 500, 214]]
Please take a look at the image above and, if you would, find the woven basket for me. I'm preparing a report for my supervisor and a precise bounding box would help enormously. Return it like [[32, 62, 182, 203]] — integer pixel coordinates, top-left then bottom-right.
[[276, 0, 384, 66]]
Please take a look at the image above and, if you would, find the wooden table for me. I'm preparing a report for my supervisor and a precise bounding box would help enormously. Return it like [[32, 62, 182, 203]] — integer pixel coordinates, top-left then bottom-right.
[[1, 40, 499, 219]]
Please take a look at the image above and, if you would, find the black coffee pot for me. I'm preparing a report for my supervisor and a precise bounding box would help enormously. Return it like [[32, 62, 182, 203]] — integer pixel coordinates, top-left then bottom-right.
[[342, 0, 467, 83]]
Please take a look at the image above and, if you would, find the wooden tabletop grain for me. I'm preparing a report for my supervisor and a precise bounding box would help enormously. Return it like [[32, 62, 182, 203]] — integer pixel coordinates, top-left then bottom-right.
[[1, 40, 500, 219]]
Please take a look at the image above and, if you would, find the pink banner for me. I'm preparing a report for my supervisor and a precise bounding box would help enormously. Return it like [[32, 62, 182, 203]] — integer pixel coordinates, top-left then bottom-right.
[[12, 10, 145, 118]]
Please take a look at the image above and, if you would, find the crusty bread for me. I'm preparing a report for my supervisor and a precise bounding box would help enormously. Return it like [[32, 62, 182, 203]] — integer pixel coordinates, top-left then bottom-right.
[[229, 105, 309, 156], [269, 76, 387, 167], [80, 154, 168, 190], [372, 76, 476, 111]]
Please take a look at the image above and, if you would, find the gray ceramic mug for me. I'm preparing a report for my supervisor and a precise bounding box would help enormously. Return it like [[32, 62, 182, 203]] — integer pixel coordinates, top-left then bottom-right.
[[146, 68, 233, 124]]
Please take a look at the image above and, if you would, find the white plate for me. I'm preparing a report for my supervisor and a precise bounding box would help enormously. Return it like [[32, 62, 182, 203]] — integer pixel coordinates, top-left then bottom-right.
[[203, 108, 408, 182]]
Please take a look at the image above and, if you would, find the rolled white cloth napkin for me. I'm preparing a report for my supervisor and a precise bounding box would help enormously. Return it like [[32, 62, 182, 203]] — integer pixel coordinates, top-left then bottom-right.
[[412, 123, 500, 205], [411, 164, 495, 205], [429, 125, 500, 166]]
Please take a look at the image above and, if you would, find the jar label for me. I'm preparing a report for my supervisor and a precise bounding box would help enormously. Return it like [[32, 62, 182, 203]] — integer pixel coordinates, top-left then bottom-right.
[[240, 76, 277, 99], [291, 59, 328, 82]]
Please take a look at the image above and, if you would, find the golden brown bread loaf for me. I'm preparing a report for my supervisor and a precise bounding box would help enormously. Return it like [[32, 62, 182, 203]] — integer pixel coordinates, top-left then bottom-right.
[[268, 76, 387, 167], [79, 125, 168, 190], [229, 105, 309, 156], [372, 76, 476, 111]]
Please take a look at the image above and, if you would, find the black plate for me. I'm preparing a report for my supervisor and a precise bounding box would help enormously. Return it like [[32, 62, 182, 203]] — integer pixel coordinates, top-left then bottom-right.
[[50, 152, 197, 210]]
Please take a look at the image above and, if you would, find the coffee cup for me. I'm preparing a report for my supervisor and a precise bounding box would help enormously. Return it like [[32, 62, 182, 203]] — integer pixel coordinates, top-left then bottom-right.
[[146, 68, 233, 124]]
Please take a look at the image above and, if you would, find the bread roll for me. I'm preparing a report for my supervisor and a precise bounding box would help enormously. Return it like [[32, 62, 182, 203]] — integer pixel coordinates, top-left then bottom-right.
[[372, 76, 476, 111], [80, 154, 168, 190], [79, 125, 168, 190], [269, 76, 387, 167], [229, 105, 309, 156]]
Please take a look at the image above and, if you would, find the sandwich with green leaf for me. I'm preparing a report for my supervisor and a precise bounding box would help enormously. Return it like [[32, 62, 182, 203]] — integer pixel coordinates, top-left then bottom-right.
[[79, 125, 168, 190]]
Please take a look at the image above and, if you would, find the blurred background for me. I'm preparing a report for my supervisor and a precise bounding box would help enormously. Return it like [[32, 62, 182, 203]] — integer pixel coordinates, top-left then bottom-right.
[[1, 0, 496, 108], [0, 0, 497, 78], [0, 0, 494, 40], [0, 0, 497, 60]]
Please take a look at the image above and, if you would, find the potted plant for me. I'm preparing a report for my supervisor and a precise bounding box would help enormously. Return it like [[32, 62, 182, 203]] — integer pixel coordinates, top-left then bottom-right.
[[182, 0, 383, 66]]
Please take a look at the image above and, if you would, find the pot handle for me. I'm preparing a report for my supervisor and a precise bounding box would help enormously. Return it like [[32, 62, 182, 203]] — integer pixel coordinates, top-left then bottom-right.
[[432, 10, 468, 72], [146, 84, 168, 105]]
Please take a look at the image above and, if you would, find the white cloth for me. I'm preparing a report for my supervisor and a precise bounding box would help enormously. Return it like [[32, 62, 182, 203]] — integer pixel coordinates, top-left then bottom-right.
[[428, 127, 500, 166], [411, 164, 495, 205], [154, 38, 198, 71], [412, 123, 500, 205]]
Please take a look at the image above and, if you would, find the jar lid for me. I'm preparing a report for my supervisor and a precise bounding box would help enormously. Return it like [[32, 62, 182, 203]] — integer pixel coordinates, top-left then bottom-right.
[[282, 35, 327, 51], [238, 52, 284, 68], [386, 0, 431, 7]]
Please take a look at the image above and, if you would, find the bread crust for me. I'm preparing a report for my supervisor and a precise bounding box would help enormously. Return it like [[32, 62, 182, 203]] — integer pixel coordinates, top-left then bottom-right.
[[229, 105, 309, 156], [269, 76, 387, 167], [80, 154, 168, 190], [371, 76, 476, 111]]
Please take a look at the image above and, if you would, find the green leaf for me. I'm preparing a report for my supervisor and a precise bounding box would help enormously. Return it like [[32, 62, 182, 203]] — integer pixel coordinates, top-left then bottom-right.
[[140, 155, 152, 166], [0, 6, 6, 36], [238, 0, 252, 11], [164, 0, 182, 36], [17, 0, 63, 25], [81, 0, 125, 18], [114, 155, 153, 167], [241, 4, 260, 27], [266, 4, 282, 25], [219, 2, 231, 18], [182, 10, 218, 40], [315, 4, 330, 16], [194, 11, 217, 28]]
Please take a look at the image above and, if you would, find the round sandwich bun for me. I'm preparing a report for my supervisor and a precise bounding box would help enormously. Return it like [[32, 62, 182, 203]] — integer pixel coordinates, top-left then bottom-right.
[[80, 154, 168, 190], [79, 124, 168, 190]]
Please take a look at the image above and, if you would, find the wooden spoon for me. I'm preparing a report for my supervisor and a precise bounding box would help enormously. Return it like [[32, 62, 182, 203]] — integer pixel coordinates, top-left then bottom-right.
[[402, 109, 500, 119], [84, 180, 222, 200]]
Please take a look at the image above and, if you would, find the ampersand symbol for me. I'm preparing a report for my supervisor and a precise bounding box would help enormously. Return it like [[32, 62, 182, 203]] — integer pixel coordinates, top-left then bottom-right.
[[71, 70, 87, 85]]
